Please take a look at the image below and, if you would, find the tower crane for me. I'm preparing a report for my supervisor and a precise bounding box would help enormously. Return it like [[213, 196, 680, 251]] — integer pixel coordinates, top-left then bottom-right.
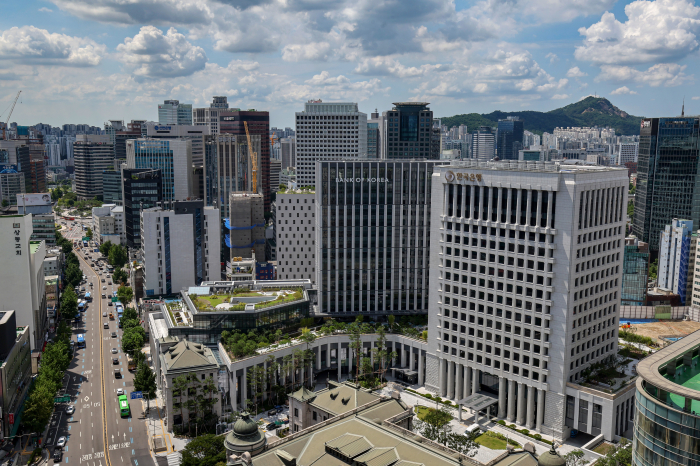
[[244, 121, 259, 194], [3, 90, 21, 140]]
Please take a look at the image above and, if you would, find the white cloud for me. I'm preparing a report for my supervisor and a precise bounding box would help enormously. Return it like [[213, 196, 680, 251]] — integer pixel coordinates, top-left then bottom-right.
[[38, 7, 53, 12], [552, 94, 570, 99], [566, 66, 587, 78], [610, 86, 638, 95], [117, 26, 207, 78], [575, 0, 700, 65], [282, 42, 331, 62], [598, 63, 692, 87], [0, 26, 104, 66]]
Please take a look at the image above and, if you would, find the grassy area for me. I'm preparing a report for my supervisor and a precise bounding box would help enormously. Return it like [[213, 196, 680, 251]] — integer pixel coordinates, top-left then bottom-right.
[[594, 443, 615, 455]]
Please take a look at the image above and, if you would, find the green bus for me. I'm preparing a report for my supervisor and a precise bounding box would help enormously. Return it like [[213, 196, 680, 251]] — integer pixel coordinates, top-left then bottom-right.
[[118, 395, 130, 417]]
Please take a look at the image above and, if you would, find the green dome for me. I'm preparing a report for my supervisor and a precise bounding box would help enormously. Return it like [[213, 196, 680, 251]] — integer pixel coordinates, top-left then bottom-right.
[[233, 412, 258, 437], [538, 446, 566, 466]]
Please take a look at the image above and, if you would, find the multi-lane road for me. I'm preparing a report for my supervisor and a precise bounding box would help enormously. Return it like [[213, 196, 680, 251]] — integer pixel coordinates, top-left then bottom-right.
[[49, 223, 153, 466]]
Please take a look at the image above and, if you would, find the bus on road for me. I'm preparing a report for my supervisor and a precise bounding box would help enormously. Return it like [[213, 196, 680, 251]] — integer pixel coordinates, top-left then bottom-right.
[[118, 395, 130, 417], [76, 334, 85, 348]]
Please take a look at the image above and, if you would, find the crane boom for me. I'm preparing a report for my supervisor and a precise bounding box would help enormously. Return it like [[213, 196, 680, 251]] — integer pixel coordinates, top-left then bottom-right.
[[244, 121, 259, 193], [4, 90, 21, 140]]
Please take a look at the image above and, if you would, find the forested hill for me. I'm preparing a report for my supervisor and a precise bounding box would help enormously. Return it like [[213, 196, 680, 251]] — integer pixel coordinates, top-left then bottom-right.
[[440, 97, 643, 135]]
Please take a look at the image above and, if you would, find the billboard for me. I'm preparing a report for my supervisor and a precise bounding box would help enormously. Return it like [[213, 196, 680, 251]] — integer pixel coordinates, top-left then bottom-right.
[[17, 193, 52, 206]]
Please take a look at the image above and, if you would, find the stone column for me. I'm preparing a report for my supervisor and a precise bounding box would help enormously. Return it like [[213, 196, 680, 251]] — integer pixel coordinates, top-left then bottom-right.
[[507, 380, 516, 422], [471, 368, 479, 394], [526, 385, 535, 429], [516, 383, 526, 426], [447, 361, 456, 400], [536, 389, 545, 432], [498, 377, 507, 418], [464, 365, 471, 398], [418, 351, 424, 386], [439, 358, 447, 397], [456, 364, 464, 403]]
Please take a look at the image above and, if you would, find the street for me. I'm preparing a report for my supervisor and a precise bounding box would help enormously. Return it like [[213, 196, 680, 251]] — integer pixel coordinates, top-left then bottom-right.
[[49, 223, 153, 466]]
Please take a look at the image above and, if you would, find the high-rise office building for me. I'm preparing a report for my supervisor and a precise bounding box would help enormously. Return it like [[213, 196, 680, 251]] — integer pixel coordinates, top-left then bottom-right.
[[658, 218, 694, 304], [202, 134, 262, 220], [218, 109, 271, 212], [427, 160, 629, 442], [316, 160, 441, 315], [633, 117, 700, 252], [276, 190, 315, 283], [382, 102, 439, 160], [497, 117, 524, 161], [295, 101, 367, 187], [146, 123, 209, 168], [158, 100, 193, 126], [471, 127, 496, 160], [141, 200, 220, 295], [621, 236, 649, 306], [73, 135, 114, 200], [126, 139, 193, 204], [122, 168, 163, 249]]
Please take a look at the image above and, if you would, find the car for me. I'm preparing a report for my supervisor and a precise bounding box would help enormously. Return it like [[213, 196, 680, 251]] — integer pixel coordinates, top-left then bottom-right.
[[265, 422, 277, 431], [56, 437, 67, 448], [112, 348, 118, 354], [116, 388, 124, 396], [103, 312, 107, 317], [112, 358, 119, 365], [111, 332, 117, 338], [65, 405, 75, 415]]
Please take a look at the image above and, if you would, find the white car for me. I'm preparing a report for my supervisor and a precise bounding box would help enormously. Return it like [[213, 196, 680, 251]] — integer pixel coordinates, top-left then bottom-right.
[[116, 388, 124, 396], [56, 437, 67, 448]]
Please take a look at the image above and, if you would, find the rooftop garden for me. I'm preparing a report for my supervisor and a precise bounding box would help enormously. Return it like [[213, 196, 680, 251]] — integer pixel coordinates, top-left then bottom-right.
[[190, 287, 304, 312]]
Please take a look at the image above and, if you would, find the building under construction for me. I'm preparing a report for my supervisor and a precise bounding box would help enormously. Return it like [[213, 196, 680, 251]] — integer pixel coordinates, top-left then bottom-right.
[[226, 192, 264, 261]]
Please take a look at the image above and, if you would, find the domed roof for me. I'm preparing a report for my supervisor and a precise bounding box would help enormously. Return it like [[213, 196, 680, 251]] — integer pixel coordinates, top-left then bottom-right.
[[233, 412, 258, 437], [538, 446, 566, 466]]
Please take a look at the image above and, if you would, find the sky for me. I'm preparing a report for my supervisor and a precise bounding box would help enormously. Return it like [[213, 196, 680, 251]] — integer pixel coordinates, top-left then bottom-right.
[[0, 0, 698, 128]]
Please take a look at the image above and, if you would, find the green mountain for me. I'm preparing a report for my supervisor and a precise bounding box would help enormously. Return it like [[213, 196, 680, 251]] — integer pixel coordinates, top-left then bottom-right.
[[440, 97, 643, 136]]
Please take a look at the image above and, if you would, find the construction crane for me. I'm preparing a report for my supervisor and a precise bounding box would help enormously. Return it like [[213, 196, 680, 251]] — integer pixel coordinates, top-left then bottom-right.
[[244, 121, 259, 194], [3, 90, 21, 140]]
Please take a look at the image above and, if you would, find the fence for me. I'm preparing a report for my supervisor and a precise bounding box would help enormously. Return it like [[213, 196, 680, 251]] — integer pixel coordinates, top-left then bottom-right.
[[619, 306, 691, 320]]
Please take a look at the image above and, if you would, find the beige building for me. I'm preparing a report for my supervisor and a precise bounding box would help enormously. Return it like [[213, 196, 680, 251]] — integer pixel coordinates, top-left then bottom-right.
[[158, 339, 222, 431]]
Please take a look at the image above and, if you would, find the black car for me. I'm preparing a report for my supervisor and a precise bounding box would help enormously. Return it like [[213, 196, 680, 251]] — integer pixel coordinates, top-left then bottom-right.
[[266, 423, 277, 431]]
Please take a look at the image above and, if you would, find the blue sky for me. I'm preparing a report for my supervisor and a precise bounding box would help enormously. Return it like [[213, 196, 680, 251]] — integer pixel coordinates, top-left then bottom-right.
[[0, 0, 698, 129]]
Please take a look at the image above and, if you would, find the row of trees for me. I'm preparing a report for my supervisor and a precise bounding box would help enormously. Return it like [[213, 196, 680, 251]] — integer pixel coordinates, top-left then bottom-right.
[[22, 321, 73, 433]]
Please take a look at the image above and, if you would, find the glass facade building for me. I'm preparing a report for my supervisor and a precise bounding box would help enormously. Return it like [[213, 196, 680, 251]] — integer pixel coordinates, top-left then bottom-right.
[[633, 117, 700, 253], [634, 331, 700, 466], [316, 160, 443, 315]]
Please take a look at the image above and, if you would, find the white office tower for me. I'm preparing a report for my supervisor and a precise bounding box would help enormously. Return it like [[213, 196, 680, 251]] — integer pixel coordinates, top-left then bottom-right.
[[193, 96, 229, 135], [276, 190, 316, 283], [618, 143, 638, 165], [427, 160, 628, 442], [471, 127, 495, 160], [146, 124, 210, 168], [140, 200, 220, 295], [126, 139, 193, 204], [158, 100, 193, 125], [295, 101, 367, 187], [0, 214, 47, 350]]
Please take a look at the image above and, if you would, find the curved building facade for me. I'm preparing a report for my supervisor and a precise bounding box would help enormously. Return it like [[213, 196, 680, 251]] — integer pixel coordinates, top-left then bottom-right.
[[635, 330, 700, 466]]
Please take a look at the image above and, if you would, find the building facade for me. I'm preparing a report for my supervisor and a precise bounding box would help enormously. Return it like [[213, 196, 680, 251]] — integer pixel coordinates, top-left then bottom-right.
[[316, 160, 441, 315], [158, 100, 193, 126], [122, 168, 163, 250], [73, 135, 114, 200], [126, 139, 193, 204], [426, 160, 628, 442], [382, 102, 439, 160], [633, 117, 700, 252], [295, 101, 367, 188], [658, 219, 693, 304], [276, 190, 315, 283], [141, 200, 220, 296]]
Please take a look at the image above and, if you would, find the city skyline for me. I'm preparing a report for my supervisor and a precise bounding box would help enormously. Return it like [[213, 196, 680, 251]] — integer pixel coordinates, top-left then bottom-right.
[[1, 0, 698, 128]]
